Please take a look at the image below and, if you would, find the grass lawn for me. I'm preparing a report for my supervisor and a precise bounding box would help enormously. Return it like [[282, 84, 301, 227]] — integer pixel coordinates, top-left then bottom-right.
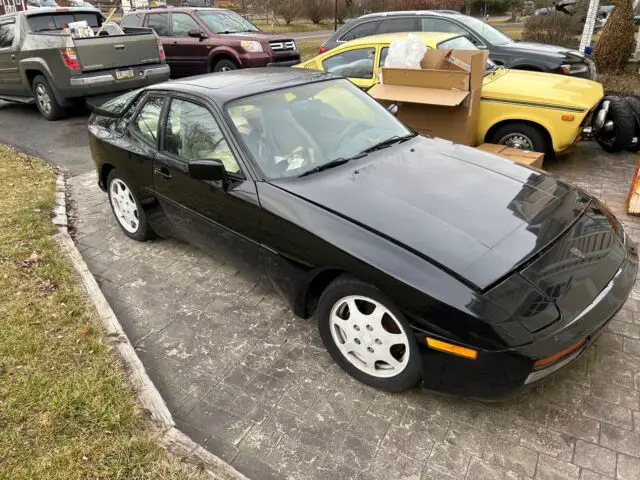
[[255, 20, 332, 34], [0, 147, 206, 480], [298, 38, 324, 61]]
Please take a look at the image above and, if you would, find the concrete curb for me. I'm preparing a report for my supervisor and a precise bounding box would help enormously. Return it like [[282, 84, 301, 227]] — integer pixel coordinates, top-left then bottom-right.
[[53, 174, 249, 480]]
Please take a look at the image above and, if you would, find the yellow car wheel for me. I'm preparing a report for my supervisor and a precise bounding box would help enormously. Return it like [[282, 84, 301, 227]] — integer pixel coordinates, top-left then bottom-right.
[[489, 122, 550, 154]]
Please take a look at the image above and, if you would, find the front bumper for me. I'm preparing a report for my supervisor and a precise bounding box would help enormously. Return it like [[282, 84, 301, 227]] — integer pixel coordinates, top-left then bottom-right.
[[418, 237, 638, 400], [65, 64, 170, 97]]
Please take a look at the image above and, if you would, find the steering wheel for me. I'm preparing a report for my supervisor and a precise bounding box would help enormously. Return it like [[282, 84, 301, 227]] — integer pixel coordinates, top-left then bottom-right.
[[332, 124, 382, 156]]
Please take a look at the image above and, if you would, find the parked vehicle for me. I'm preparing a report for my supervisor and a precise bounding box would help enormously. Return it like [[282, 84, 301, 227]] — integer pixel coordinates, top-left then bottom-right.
[[120, 7, 300, 76], [320, 10, 596, 80], [26, 0, 58, 9], [299, 32, 613, 154], [0, 7, 170, 119], [88, 69, 637, 399]]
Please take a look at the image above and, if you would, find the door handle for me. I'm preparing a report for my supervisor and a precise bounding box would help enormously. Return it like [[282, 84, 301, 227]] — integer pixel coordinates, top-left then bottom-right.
[[154, 167, 172, 180]]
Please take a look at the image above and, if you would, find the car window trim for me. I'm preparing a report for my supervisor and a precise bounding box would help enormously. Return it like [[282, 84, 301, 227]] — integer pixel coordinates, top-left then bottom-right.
[[321, 46, 377, 80], [128, 93, 167, 150], [160, 93, 246, 180], [0, 19, 16, 50]]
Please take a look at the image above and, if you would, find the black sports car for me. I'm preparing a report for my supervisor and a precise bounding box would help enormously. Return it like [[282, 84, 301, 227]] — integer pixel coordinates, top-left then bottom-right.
[[88, 68, 637, 399]]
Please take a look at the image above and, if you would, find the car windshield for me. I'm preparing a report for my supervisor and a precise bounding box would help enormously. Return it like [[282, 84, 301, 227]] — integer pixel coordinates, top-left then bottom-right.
[[226, 79, 411, 179], [195, 10, 259, 33], [91, 89, 142, 116], [454, 15, 514, 45], [437, 36, 498, 73]]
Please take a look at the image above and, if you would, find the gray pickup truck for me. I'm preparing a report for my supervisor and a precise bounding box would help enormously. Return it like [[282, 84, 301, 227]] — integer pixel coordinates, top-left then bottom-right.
[[0, 8, 170, 120]]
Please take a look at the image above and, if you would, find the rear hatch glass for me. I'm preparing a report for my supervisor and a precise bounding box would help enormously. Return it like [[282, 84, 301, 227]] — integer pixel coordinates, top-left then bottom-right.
[[28, 12, 101, 32]]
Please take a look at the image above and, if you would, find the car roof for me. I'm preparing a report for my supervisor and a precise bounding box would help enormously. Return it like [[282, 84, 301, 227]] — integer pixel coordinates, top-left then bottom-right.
[[19, 7, 101, 15], [123, 7, 227, 14], [147, 68, 337, 103], [357, 10, 455, 19], [341, 31, 460, 48]]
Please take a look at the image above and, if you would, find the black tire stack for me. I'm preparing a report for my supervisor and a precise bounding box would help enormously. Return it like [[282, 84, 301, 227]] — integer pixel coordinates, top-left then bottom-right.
[[593, 95, 639, 153]]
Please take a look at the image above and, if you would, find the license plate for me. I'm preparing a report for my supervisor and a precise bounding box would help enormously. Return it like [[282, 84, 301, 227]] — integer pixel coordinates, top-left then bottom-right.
[[115, 69, 135, 80]]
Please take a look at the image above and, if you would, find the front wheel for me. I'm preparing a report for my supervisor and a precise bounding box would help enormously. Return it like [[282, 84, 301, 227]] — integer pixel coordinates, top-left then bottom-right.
[[317, 275, 422, 392], [489, 121, 550, 154], [107, 170, 153, 242], [212, 58, 238, 72]]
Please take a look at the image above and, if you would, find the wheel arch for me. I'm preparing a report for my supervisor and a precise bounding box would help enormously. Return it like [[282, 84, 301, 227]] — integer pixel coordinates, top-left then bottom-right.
[[99, 163, 115, 192], [484, 118, 553, 153], [208, 48, 240, 72], [295, 267, 348, 319]]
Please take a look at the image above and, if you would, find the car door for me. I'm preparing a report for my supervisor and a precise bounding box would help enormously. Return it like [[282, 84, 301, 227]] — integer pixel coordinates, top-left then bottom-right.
[[168, 12, 209, 77], [0, 18, 20, 95], [152, 94, 262, 270], [145, 13, 173, 70], [321, 46, 377, 90]]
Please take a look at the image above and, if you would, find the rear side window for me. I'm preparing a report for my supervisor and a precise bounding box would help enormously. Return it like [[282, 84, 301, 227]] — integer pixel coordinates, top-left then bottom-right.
[[131, 96, 164, 146], [146, 13, 170, 36], [121, 13, 143, 28], [377, 17, 418, 34], [339, 20, 379, 42], [322, 47, 375, 79], [0, 22, 15, 49]]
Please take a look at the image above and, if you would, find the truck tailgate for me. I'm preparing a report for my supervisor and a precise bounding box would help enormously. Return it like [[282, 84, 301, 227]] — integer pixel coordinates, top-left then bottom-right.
[[73, 33, 161, 72]]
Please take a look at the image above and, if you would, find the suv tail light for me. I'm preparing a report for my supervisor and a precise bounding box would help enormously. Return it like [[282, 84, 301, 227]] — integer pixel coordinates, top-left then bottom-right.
[[319, 46, 328, 54], [60, 48, 80, 71], [157, 40, 166, 62]]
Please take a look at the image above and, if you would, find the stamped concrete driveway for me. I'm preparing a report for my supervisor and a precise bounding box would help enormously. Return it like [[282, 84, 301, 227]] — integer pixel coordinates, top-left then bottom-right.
[[62, 141, 640, 480]]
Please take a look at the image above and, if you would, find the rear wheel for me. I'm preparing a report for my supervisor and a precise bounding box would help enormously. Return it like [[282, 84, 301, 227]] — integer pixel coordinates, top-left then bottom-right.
[[594, 96, 636, 153], [489, 121, 550, 153], [317, 275, 422, 392], [32, 75, 66, 121], [212, 58, 238, 72]]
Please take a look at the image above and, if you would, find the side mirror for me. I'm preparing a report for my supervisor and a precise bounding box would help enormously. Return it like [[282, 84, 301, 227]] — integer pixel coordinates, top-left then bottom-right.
[[387, 104, 399, 116], [188, 159, 229, 188], [188, 28, 207, 39]]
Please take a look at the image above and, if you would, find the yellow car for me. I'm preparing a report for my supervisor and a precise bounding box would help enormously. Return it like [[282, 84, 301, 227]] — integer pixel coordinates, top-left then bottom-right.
[[297, 32, 605, 154]]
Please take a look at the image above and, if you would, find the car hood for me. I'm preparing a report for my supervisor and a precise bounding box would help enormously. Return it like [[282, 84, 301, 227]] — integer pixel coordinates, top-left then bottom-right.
[[482, 68, 603, 110], [498, 41, 584, 59], [270, 136, 590, 290]]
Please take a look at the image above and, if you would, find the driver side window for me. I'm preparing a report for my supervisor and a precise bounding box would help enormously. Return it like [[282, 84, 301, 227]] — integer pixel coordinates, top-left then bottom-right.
[[322, 48, 376, 79], [164, 98, 240, 174]]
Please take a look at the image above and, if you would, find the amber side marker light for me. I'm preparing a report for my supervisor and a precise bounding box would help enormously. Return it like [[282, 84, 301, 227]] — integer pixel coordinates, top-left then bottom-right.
[[533, 339, 586, 369], [426, 337, 478, 359], [561, 114, 575, 121]]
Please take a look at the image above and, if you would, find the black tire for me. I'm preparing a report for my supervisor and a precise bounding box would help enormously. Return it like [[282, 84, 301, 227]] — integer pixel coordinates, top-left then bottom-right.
[[106, 169, 153, 242], [488, 121, 550, 154], [317, 275, 422, 392], [594, 96, 636, 153], [625, 96, 640, 153], [212, 58, 238, 72], [32, 75, 66, 121]]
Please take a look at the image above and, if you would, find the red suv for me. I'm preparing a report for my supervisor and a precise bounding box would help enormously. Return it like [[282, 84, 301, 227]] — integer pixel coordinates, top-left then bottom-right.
[[121, 7, 300, 76]]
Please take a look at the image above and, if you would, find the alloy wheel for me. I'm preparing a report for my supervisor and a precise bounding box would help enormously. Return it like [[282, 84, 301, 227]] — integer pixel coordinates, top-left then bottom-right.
[[35, 84, 52, 115], [329, 295, 410, 378], [109, 179, 139, 234]]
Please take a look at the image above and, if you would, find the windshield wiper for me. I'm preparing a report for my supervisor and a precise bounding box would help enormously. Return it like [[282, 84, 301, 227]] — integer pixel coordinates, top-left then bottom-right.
[[360, 133, 417, 154], [298, 153, 366, 178]]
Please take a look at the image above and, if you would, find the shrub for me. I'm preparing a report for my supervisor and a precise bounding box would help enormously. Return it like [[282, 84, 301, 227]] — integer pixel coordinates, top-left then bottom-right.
[[593, 0, 636, 73], [304, 0, 330, 24], [522, 13, 574, 47]]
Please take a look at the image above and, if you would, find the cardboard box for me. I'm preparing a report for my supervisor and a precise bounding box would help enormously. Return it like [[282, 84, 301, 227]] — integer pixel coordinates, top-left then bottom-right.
[[476, 143, 545, 169], [369, 48, 488, 146]]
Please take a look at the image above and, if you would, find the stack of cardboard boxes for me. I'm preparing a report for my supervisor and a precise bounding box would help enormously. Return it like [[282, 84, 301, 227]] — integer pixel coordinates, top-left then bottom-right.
[[368, 48, 544, 170]]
